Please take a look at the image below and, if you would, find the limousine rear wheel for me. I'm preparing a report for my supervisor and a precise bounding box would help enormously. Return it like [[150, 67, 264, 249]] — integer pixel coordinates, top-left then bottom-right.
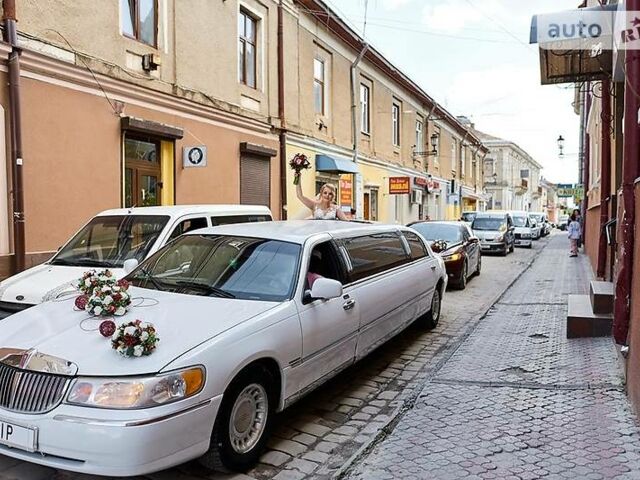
[[200, 367, 275, 472], [423, 287, 441, 330]]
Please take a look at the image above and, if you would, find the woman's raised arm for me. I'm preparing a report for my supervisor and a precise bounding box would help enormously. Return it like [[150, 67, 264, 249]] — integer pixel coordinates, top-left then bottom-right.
[[296, 179, 316, 211]]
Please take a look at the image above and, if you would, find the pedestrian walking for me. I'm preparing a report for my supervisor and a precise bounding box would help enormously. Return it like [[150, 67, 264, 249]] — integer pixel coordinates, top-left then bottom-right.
[[572, 208, 583, 250], [568, 212, 582, 257]]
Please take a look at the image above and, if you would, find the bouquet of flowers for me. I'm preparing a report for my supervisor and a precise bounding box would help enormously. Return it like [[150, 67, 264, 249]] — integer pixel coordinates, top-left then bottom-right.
[[290, 153, 311, 185], [77, 269, 117, 295], [431, 239, 448, 253], [111, 320, 159, 357], [85, 282, 132, 316]]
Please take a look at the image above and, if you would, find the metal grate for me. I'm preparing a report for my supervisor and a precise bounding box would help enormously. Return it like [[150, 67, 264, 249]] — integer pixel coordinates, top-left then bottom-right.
[[0, 363, 70, 414]]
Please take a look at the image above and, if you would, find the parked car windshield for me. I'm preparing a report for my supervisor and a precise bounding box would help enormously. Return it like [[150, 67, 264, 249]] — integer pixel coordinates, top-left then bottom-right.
[[461, 212, 477, 223], [530, 214, 544, 223], [129, 234, 301, 302], [512, 216, 528, 227], [411, 223, 462, 243], [472, 217, 505, 231], [50, 215, 170, 268]]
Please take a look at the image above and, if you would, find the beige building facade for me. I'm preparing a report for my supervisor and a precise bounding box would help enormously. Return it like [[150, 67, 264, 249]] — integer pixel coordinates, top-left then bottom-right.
[[0, 0, 490, 276]]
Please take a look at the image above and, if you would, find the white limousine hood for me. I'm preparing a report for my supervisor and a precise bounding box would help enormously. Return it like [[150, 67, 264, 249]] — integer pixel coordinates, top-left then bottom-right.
[[0, 264, 126, 306], [0, 287, 279, 376]]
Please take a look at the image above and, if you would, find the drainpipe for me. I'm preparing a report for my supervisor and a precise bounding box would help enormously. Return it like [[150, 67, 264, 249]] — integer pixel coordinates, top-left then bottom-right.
[[278, 0, 287, 220], [613, 3, 640, 345], [3, 0, 25, 274], [582, 90, 591, 247], [597, 79, 612, 279], [351, 43, 368, 220]]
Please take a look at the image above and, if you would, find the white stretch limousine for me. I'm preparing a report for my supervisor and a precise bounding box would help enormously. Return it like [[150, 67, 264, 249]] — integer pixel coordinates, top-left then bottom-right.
[[0, 221, 446, 476], [0, 205, 272, 318]]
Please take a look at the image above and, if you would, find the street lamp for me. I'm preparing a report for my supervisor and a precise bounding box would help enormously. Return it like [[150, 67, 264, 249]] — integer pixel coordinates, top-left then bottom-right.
[[414, 133, 439, 157], [557, 135, 565, 158]]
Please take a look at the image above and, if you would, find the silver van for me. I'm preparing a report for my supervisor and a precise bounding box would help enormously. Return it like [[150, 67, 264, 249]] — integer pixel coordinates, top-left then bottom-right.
[[471, 211, 515, 256]]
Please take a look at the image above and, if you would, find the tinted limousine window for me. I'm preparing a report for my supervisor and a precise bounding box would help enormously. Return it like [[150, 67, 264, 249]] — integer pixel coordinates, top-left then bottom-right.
[[343, 232, 409, 282], [211, 214, 272, 226]]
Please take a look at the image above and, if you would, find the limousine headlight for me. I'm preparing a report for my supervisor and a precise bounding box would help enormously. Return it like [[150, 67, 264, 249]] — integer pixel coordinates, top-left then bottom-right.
[[66, 367, 205, 409]]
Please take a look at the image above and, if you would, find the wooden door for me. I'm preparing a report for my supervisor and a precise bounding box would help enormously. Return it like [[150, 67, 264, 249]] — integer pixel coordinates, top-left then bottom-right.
[[364, 193, 370, 220]]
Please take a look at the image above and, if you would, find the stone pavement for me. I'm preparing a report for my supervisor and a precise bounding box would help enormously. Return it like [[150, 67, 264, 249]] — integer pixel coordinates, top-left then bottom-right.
[[0, 229, 544, 479], [345, 234, 640, 479]]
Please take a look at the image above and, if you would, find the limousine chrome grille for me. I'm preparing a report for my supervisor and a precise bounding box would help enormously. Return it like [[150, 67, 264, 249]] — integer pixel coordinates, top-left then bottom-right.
[[0, 363, 70, 414]]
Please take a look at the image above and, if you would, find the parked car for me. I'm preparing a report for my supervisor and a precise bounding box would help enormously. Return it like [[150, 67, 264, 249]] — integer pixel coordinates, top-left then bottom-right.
[[0, 220, 446, 475], [529, 212, 551, 236], [408, 221, 481, 289], [471, 211, 515, 256], [510, 212, 534, 248], [0, 205, 273, 318], [527, 215, 542, 240], [460, 211, 478, 225]]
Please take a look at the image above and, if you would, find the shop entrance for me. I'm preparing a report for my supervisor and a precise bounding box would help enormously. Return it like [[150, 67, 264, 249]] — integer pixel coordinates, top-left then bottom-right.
[[124, 134, 162, 207]]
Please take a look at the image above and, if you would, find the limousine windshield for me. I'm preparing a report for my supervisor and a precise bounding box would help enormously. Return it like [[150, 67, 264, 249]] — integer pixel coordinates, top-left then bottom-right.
[[50, 215, 170, 268], [128, 234, 301, 302]]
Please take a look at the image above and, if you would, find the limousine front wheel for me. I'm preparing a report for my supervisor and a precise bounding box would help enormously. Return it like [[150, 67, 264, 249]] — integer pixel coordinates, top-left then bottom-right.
[[200, 368, 275, 472], [423, 287, 442, 330]]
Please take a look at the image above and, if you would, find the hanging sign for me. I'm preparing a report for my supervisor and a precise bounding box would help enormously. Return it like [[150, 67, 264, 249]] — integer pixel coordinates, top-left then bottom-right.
[[389, 177, 410, 195]]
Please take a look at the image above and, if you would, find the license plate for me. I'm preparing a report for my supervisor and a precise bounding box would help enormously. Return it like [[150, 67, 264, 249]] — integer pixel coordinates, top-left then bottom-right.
[[0, 420, 37, 452]]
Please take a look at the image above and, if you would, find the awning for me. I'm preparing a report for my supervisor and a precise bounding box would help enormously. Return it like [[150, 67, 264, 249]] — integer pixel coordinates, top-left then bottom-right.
[[315, 154, 360, 174], [529, 4, 616, 85]]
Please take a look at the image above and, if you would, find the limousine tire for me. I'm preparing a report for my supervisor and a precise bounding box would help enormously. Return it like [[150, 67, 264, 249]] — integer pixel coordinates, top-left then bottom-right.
[[422, 287, 442, 330], [200, 367, 275, 472]]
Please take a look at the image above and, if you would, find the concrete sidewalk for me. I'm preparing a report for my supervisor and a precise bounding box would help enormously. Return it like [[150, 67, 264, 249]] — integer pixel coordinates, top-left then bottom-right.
[[346, 234, 640, 479]]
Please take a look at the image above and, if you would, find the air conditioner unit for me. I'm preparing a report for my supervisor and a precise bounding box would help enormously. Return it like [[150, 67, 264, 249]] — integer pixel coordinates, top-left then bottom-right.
[[411, 189, 423, 205]]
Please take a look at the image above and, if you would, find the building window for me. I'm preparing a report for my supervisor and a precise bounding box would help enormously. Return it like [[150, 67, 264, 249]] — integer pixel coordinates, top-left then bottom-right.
[[392, 102, 401, 147], [238, 10, 257, 88], [415, 119, 423, 150], [360, 84, 370, 134], [121, 0, 157, 46], [313, 58, 326, 115], [461, 146, 466, 177], [451, 139, 457, 172]]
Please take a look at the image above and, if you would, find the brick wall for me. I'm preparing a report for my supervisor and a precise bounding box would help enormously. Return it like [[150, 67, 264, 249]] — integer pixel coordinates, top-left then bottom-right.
[[627, 183, 640, 416]]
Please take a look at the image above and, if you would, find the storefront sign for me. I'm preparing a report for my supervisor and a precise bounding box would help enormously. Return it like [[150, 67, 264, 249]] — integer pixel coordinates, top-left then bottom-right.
[[389, 177, 410, 195], [183, 146, 207, 168], [340, 175, 353, 207], [557, 183, 584, 198], [427, 179, 441, 193], [414, 177, 428, 187]]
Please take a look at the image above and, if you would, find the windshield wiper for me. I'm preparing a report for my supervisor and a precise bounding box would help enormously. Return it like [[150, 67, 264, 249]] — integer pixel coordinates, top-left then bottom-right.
[[50, 258, 116, 267], [130, 266, 166, 291], [174, 280, 235, 298]]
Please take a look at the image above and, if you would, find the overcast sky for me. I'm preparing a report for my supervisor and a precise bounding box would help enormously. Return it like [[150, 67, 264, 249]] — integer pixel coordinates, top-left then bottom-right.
[[325, 0, 582, 184]]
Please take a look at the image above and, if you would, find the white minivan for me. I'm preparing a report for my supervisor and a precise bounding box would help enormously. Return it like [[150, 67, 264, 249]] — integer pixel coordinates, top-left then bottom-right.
[[0, 205, 272, 318]]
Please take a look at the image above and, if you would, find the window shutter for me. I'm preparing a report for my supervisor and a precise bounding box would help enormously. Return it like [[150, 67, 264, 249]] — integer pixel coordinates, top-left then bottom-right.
[[240, 155, 271, 207]]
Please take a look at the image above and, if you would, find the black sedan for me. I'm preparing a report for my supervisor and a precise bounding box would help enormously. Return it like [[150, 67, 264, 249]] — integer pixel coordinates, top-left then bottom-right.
[[409, 221, 481, 289]]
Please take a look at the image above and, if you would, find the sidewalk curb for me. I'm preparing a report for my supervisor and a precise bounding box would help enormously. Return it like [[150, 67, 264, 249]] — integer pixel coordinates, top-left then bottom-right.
[[333, 241, 550, 479]]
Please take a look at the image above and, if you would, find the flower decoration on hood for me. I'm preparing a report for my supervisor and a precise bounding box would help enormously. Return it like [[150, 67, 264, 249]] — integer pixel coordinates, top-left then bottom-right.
[[111, 320, 159, 358], [431, 239, 449, 253], [77, 269, 116, 295], [85, 283, 131, 317]]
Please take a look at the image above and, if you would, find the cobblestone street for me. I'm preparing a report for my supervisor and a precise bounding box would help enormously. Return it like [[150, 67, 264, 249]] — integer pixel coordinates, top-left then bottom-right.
[[346, 233, 640, 480], [2, 233, 637, 480]]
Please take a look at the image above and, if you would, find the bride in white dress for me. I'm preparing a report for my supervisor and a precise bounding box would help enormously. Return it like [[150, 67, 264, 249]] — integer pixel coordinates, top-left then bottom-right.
[[295, 172, 347, 221]]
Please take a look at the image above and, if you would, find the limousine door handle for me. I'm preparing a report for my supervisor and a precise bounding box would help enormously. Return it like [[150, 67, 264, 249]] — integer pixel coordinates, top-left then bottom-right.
[[343, 299, 356, 311], [430, 265, 437, 271]]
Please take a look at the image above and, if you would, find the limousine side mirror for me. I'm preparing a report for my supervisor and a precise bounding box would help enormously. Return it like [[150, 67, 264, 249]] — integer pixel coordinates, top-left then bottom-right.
[[309, 278, 343, 301], [123, 258, 139, 274], [469, 236, 479, 244]]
